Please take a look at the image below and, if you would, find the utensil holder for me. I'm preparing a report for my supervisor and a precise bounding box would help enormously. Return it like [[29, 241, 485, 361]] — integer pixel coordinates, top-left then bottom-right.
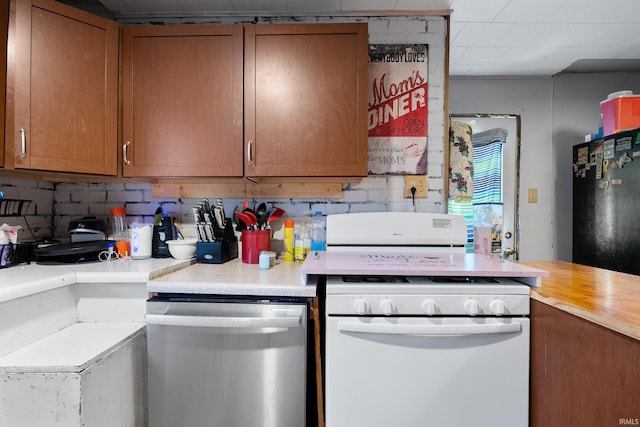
[[196, 220, 238, 264], [241, 229, 271, 264]]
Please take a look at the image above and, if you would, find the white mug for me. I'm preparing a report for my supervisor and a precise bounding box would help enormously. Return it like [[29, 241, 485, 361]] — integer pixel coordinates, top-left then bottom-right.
[[130, 224, 153, 259]]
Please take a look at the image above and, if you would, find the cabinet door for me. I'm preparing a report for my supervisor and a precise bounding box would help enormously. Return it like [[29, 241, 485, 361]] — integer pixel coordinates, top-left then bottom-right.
[[122, 25, 244, 177], [0, 0, 7, 167], [12, 0, 118, 175], [244, 23, 368, 177]]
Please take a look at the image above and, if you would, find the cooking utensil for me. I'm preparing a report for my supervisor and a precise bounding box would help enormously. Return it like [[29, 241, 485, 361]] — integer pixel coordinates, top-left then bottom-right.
[[256, 202, 268, 228], [233, 206, 246, 231], [266, 208, 285, 226], [242, 208, 258, 228], [152, 207, 163, 226], [234, 211, 257, 229]]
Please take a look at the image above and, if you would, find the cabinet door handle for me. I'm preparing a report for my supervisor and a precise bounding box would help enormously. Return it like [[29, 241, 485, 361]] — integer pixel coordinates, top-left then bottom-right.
[[19, 129, 26, 158], [247, 139, 253, 165], [123, 141, 131, 165]]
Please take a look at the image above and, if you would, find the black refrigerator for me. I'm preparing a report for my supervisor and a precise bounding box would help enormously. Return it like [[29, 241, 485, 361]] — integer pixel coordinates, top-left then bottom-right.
[[573, 127, 640, 275]]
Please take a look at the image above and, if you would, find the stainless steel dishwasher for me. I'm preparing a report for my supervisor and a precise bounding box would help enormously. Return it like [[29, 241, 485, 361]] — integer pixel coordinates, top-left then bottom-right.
[[146, 295, 307, 427]]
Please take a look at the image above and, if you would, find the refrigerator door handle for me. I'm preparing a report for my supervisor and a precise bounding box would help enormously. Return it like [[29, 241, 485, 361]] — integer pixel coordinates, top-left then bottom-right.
[[145, 313, 302, 329]]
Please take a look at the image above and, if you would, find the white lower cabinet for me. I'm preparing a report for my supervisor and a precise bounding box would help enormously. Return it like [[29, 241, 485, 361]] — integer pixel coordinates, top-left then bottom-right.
[[0, 282, 148, 426], [0, 323, 146, 426]]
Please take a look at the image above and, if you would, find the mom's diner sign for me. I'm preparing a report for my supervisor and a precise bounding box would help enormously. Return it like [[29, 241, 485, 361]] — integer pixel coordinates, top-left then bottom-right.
[[367, 44, 428, 175]]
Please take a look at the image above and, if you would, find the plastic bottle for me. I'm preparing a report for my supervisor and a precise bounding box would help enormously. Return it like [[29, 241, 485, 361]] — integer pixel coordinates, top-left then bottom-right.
[[110, 207, 129, 256], [283, 219, 294, 262], [310, 211, 326, 251], [294, 221, 311, 263]]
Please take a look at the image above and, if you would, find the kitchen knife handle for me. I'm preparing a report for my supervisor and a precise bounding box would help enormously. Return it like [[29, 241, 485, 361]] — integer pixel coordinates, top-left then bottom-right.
[[247, 139, 253, 165], [19, 128, 26, 158], [123, 140, 131, 165]]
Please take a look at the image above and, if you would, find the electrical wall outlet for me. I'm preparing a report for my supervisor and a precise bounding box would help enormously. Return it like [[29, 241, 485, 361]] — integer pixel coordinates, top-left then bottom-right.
[[404, 175, 428, 198]]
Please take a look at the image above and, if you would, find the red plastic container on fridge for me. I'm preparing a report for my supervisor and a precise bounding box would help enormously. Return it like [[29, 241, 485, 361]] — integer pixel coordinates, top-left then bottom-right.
[[600, 91, 640, 136]]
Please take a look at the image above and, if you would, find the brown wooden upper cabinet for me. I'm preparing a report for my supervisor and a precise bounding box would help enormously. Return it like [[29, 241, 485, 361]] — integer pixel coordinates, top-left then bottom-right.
[[0, 0, 8, 168], [244, 23, 368, 177], [121, 25, 244, 178], [8, 0, 118, 175], [122, 22, 368, 178]]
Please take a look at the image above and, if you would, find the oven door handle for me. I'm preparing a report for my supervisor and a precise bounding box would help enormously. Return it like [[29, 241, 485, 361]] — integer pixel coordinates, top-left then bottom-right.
[[337, 321, 522, 336], [146, 313, 302, 329]]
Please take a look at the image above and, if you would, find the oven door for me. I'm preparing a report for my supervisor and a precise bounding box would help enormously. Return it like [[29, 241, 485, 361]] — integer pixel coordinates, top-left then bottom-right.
[[325, 316, 530, 427]]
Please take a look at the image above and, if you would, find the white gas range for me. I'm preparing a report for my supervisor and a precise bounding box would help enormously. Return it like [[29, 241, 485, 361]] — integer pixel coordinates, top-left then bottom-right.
[[301, 212, 547, 427]]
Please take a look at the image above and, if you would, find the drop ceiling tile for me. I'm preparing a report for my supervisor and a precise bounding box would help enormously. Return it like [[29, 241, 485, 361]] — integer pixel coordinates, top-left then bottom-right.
[[449, 20, 464, 39], [548, 0, 640, 24], [493, 0, 564, 22], [497, 22, 601, 48], [449, 0, 509, 22], [451, 22, 514, 47], [448, 45, 468, 63], [591, 24, 640, 48], [451, 46, 514, 68]]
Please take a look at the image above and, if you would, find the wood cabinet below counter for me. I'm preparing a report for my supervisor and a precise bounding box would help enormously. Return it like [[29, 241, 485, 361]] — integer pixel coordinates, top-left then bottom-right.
[[523, 261, 640, 427]]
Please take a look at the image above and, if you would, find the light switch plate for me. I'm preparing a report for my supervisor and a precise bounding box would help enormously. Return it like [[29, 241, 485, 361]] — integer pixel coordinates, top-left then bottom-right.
[[528, 188, 538, 203], [404, 175, 428, 198]]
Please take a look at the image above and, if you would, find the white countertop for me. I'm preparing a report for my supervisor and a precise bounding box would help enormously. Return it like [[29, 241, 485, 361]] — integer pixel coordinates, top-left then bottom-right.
[[147, 259, 317, 297], [0, 258, 193, 303]]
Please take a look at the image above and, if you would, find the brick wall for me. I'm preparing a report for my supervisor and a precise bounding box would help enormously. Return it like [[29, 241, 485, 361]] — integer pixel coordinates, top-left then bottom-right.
[[1, 15, 447, 245]]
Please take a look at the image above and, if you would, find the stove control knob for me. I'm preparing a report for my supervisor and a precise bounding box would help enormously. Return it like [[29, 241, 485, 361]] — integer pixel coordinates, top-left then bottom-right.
[[489, 299, 507, 316], [379, 298, 396, 316], [421, 298, 438, 315], [463, 298, 480, 316], [353, 298, 370, 315]]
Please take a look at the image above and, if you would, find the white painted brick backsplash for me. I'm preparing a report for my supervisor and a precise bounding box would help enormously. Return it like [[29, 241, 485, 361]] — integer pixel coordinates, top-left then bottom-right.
[[2, 14, 448, 241]]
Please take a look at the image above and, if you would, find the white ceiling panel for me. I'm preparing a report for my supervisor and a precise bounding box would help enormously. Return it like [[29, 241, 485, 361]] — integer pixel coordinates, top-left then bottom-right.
[[547, 0, 640, 24], [496, 23, 600, 48], [493, 0, 563, 23], [451, 22, 514, 47], [449, 0, 507, 22], [591, 24, 640, 48]]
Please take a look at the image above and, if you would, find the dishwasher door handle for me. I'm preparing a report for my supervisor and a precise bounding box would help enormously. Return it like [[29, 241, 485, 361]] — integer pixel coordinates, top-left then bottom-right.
[[338, 321, 522, 336], [146, 313, 302, 329]]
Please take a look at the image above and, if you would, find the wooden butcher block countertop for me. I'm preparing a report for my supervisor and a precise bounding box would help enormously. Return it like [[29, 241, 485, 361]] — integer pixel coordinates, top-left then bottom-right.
[[521, 261, 640, 341]]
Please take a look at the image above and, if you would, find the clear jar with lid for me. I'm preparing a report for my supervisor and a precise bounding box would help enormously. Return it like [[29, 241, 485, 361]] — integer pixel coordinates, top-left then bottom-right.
[[294, 221, 312, 263], [311, 211, 326, 251], [110, 207, 129, 256]]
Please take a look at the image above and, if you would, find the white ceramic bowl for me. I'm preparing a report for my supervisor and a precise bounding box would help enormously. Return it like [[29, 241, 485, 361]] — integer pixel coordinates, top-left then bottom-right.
[[167, 238, 197, 259]]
